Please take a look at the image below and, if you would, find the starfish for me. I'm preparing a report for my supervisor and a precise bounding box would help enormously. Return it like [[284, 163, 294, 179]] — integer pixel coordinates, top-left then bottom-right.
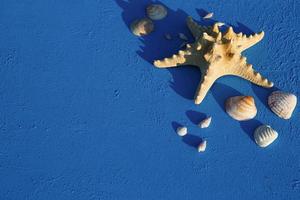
[[154, 17, 274, 105]]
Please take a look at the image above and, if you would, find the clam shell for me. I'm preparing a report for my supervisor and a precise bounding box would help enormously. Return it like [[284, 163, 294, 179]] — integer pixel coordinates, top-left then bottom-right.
[[254, 125, 278, 147], [146, 4, 167, 20], [176, 126, 187, 137], [198, 140, 207, 152], [198, 117, 212, 128], [130, 18, 154, 36], [225, 96, 257, 121], [268, 91, 297, 119]]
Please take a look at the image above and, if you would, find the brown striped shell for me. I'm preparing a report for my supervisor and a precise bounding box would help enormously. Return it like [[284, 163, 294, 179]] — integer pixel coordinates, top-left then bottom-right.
[[225, 96, 257, 121], [268, 91, 297, 119]]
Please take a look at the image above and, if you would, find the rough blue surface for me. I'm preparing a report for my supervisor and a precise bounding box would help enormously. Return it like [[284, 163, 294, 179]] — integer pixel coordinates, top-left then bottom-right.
[[0, 0, 300, 199]]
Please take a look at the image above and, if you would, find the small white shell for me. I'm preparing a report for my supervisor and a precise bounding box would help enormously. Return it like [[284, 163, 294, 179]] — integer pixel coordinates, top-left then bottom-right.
[[215, 22, 225, 27], [130, 18, 154, 36], [198, 117, 212, 128], [179, 33, 188, 41], [268, 91, 297, 119], [225, 96, 257, 121], [198, 140, 207, 152], [203, 12, 214, 19], [254, 125, 278, 147], [176, 126, 187, 137], [164, 33, 172, 40], [146, 4, 167, 20]]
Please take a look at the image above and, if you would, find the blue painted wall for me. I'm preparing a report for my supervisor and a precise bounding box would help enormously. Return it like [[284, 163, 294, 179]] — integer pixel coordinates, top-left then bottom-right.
[[0, 0, 299, 199]]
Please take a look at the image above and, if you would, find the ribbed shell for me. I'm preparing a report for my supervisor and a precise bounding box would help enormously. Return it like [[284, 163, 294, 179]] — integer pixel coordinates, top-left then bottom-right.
[[130, 18, 154, 36], [268, 91, 297, 119], [254, 125, 278, 147], [146, 4, 167, 20], [225, 96, 257, 121]]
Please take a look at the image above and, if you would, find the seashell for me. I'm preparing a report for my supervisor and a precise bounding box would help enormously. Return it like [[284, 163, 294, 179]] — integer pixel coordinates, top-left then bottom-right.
[[215, 22, 225, 27], [165, 33, 172, 40], [268, 91, 297, 119], [130, 18, 154, 36], [198, 117, 212, 128], [176, 126, 187, 137], [225, 96, 257, 121], [179, 33, 188, 41], [254, 125, 278, 147], [146, 4, 167, 20], [203, 12, 214, 19], [198, 140, 207, 152]]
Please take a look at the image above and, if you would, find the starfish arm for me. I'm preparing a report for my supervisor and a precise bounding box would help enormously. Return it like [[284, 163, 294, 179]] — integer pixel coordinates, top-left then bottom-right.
[[228, 58, 274, 88], [194, 68, 218, 104], [236, 32, 265, 52], [154, 45, 200, 68], [186, 16, 208, 39]]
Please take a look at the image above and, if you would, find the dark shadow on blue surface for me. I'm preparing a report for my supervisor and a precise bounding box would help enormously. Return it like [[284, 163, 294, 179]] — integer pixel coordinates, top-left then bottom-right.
[[240, 119, 263, 142], [211, 82, 243, 112], [115, 0, 257, 100], [186, 110, 206, 125], [171, 121, 182, 133], [251, 84, 279, 109], [182, 134, 203, 149]]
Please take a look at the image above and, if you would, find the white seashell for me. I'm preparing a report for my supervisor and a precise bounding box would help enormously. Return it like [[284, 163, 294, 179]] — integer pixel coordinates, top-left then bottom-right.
[[198, 140, 207, 152], [268, 91, 297, 119], [176, 126, 187, 136], [146, 4, 167, 20], [179, 33, 188, 41], [254, 125, 278, 147], [203, 12, 214, 19], [130, 18, 154, 36], [198, 117, 212, 128], [165, 33, 172, 40], [225, 96, 257, 121], [215, 22, 225, 27]]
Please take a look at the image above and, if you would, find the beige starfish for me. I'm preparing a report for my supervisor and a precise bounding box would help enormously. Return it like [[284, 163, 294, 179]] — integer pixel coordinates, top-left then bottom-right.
[[154, 17, 274, 105]]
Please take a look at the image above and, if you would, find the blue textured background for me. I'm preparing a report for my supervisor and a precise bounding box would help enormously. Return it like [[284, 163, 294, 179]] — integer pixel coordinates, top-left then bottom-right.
[[0, 0, 299, 199]]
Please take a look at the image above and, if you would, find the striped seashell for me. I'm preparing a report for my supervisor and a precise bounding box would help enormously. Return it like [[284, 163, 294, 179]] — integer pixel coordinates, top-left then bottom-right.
[[268, 91, 297, 119], [225, 96, 257, 121], [254, 125, 278, 147], [146, 4, 167, 20], [130, 18, 154, 36]]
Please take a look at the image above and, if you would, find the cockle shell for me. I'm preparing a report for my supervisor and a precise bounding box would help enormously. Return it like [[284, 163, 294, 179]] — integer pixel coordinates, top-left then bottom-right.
[[268, 91, 297, 119], [225, 96, 257, 121], [198, 140, 207, 152], [146, 4, 167, 20], [198, 117, 212, 128], [176, 126, 187, 136], [254, 125, 278, 147], [130, 18, 154, 36]]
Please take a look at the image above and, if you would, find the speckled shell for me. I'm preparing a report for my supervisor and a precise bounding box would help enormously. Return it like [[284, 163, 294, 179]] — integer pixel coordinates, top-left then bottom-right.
[[176, 126, 187, 137], [225, 96, 257, 121], [254, 125, 278, 147], [268, 91, 297, 119], [146, 4, 167, 20], [130, 18, 154, 36]]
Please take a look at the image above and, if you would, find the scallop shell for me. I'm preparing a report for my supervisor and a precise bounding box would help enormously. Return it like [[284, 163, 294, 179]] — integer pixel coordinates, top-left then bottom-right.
[[176, 126, 187, 137], [130, 18, 154, 36], [268, 91, 297, 119], [203, 12, 214, 19], [254, 125, 278, 147], [146, 4, 167, 20], [198, 117, 212, 128], [198, 140, 207, 152], [225, 96, 257, 121]]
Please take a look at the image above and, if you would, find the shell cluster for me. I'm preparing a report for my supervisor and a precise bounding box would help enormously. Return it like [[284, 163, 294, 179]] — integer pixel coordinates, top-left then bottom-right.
[[254, 125, 278, 147], [225, 96, 257, 121], [130, 4, 167, 37], [268, 91, 297, 119]]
